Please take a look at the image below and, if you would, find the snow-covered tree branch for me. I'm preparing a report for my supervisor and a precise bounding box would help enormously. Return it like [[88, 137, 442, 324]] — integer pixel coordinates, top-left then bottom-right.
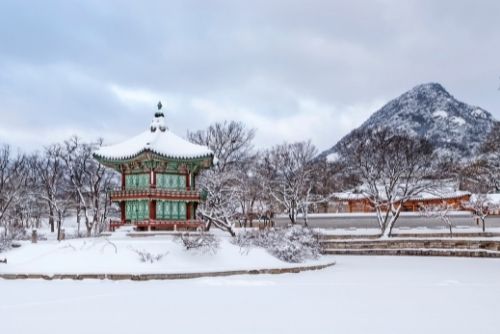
[[188, 121, 256, 236], [419, 203, 454, 237], [338, 128, 436, 237], [259, 141, 319, 226], [63, 137, 117, 237], [0, 145, 30, 238], [463, 194, 499, 233], [32, 144, 71, 241]]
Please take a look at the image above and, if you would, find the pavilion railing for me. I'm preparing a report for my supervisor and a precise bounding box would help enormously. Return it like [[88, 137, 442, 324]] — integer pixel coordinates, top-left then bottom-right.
[[109, 188, 205, 201], [109, 219, 205, 231], [134, 219, 205, 227]]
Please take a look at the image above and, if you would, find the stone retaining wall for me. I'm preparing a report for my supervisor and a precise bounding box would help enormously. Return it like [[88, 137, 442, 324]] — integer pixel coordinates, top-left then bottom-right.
[[318, 234, 381, 240], [390, 232, 500, 238], [320, 238, 500, 258], [0, 262, 335, 281], [323, 249, 500, 258], [320, 239, 500, 251], [318, 232, 500, 240]]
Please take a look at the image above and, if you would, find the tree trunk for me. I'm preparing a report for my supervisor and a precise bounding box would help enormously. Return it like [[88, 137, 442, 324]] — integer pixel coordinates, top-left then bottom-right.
[[76, 207, 81, 236], [388, 204, 404, 237], [382, 214, 399, 238], [482, 217, 486, 233], [56, 214, 62, 241], [49, 205, 54, 233], [382, 209, 401, 238], [289, 206, 296, 225], [387, 222, 395, 238], [303, 205, 309, 227]]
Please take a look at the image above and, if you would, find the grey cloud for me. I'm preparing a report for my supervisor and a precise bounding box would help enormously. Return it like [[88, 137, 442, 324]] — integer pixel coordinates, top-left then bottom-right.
[[0, 0, 498, 151]]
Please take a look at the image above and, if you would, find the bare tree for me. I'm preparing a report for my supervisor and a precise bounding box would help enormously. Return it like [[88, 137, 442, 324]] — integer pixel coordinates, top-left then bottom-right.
[[63, 137, 116, 237], [0, 145, 30, 237], [462, 122, 500, 193], [188, 121, 256, 236], [463, 194, 498, 233], [338, 129, 435, 237], [33, 145, 70, 240], [197, 167, 239, 236], [419, 203, 454, 237], [260, 141, 318, 226], [11, 158, 44, 230], [233, 155, 269, 228], [188, 121, 256, 173], [478, 121, 500, 192]]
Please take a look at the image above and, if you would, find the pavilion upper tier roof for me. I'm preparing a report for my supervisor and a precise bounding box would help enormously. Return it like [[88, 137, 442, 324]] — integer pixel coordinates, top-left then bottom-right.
[[94, 104, 213, 161]]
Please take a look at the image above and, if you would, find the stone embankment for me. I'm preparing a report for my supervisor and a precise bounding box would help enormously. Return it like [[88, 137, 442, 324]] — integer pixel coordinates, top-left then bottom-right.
[[0, 262, 335, 281], [320, 235, 500, 258]]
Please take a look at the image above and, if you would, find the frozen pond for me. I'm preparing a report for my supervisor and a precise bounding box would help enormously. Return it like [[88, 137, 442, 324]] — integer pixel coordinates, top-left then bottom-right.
[[1, 255, 499, 334]]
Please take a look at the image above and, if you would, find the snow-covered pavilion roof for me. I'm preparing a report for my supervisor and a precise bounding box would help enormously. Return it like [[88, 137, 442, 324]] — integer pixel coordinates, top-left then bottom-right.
[[94, 106, 213, 161]]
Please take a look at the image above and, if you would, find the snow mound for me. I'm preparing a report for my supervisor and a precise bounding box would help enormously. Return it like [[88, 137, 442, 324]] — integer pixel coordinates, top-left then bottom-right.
[[0, 235, 328, 275]]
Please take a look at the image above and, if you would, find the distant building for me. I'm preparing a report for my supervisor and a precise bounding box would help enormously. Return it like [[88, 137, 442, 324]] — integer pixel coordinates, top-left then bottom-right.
[[320, 190, 472, 213], [93, 103, 214, 231]]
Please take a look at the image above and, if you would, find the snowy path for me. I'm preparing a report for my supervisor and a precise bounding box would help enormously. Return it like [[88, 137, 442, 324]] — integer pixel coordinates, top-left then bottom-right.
[[1, 256, 499, 334]]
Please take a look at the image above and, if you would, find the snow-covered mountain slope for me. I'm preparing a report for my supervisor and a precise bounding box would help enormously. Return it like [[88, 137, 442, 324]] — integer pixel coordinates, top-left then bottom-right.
[[322, 83, 496, 158]]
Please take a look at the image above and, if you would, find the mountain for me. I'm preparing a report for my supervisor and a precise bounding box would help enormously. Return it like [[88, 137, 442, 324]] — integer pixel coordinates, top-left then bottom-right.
[[322, 82, 496, 159]]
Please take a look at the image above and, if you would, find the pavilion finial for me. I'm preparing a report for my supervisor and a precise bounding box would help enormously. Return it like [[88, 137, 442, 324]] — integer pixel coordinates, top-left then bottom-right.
[[154, 100, 165, 118], [151, 100, 167, 132]]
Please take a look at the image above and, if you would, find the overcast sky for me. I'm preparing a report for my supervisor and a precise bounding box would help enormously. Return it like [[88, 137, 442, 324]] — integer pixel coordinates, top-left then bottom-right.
[[0, 0, 499, 152]]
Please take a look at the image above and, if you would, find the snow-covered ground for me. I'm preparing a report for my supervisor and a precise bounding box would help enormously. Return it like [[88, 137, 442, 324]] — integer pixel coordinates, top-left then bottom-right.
[[0, 231, 328, 275], [1, 256, 499, 334]]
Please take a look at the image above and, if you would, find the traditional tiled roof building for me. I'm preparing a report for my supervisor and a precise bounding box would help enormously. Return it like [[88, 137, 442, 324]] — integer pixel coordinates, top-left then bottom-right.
[[93, 102, 214, 231], [320, 190, 472, 213]]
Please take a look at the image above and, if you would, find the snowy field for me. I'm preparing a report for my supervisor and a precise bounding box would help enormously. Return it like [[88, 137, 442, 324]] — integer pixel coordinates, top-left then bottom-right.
[[1, 256, 499, 334]]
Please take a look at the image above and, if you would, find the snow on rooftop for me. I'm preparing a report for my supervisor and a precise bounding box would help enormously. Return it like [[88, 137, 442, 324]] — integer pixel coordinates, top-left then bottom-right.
[[94, 108, 213, 160], [407, 190, 471, 201], [330, 192, 367, 201], [470, 193, 500, 204], [330, 189, 471, 202]]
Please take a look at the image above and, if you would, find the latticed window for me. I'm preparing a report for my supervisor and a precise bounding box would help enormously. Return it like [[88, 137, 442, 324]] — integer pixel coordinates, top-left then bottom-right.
[[125, 200, 149, 220], [125, 174, 149, 189], [156, 201, 187, 220], [156, 174, 186, 189]]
